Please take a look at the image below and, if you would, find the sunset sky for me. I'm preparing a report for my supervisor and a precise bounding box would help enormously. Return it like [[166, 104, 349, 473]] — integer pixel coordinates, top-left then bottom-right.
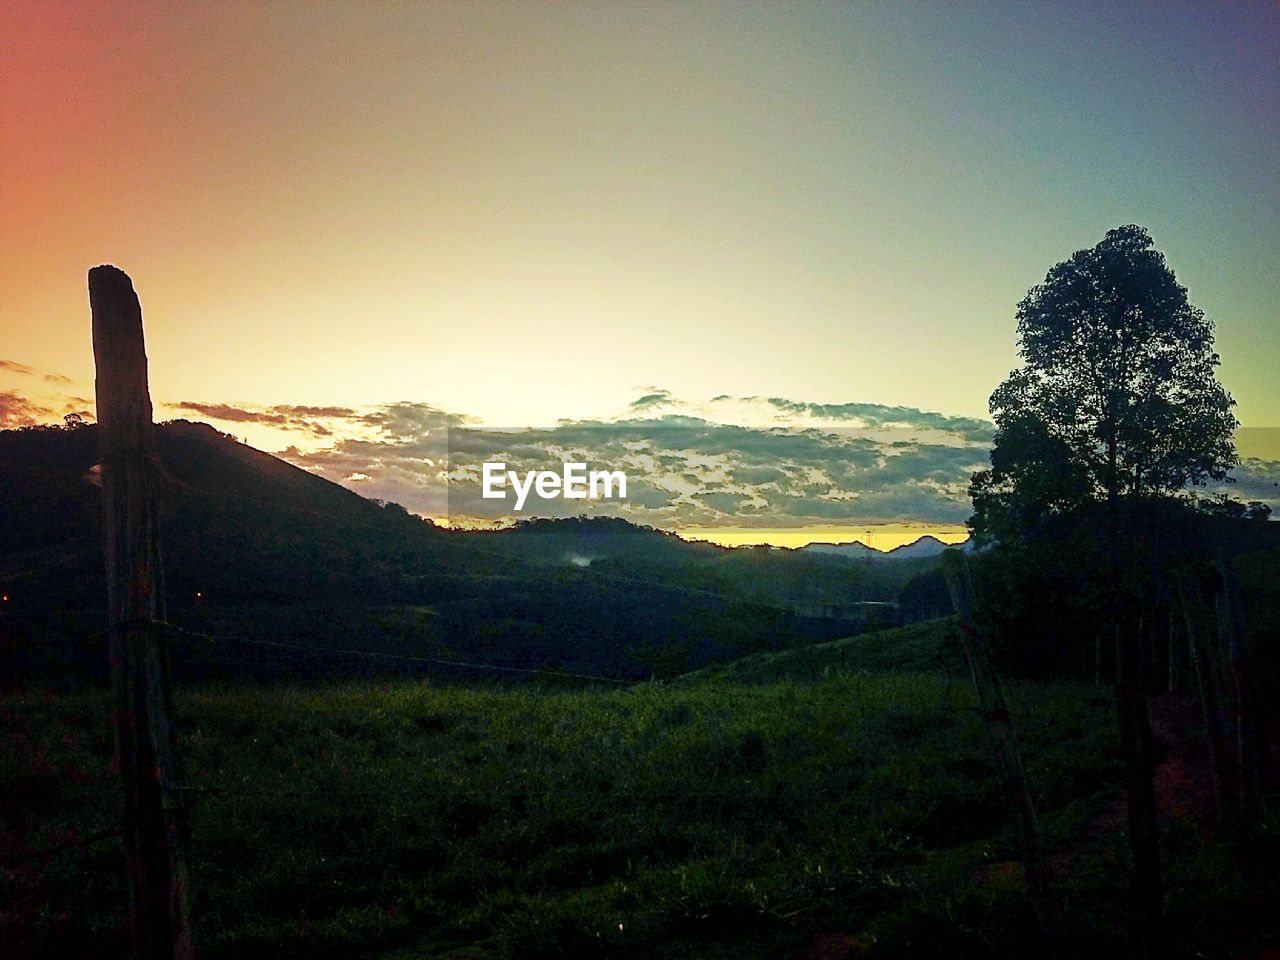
[[3, 2, 1277, 548]]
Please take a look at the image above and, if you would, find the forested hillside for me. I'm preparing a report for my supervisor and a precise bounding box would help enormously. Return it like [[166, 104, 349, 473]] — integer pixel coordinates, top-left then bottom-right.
[[1, 421, 935, 688]]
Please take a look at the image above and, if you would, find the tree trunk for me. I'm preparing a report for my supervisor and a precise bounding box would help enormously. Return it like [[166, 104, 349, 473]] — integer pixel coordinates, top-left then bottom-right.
[[1108, 490, 1163, 959]]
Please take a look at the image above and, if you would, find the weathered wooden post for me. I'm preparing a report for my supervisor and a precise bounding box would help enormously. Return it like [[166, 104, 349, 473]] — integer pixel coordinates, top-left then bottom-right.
[[1176, 574, 1233, 824], [1214, 554, 1269, 831], [941, 549, 1067, 946], [90, 265, 195, 960]]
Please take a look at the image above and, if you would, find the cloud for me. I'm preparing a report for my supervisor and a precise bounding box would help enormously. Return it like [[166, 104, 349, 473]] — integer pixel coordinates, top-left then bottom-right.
[[270, 401, 467, 515], [760, 396, 994, 442], [425, 412, 982, 526], [44, 373, 73, 385], [271, 404, 357, 418], [173, 393, 998, 527], [0, 360, 34, 376], [1211, 458, 1280, 511], [29, 383, 1256, 530], [0, 391, 53, 427], [730, 464, 788, 486], [696, 491, 751, 514], [62, 397, 95, 419], [170, 401, 350, 438], [628, 389, 677, 413], [359, 400, 472, 440], [626, 393, 993, 449], [174, 401, 290, 425]]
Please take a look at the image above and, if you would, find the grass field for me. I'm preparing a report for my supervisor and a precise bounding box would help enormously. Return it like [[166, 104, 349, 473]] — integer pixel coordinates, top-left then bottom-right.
[[2, 621, 1275, 958]]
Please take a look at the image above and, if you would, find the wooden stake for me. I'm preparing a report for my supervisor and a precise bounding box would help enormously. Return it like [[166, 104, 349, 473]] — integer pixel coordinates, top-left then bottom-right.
[[1115, 621, 1163, 960], [90, 265, 195, 960], [1214, 554, 1268, 828], [941, 550, 1067, 945], [1177, 575, 1232, 824]]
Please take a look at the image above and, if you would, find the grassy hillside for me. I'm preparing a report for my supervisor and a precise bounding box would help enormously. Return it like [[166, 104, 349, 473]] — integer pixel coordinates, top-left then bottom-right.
[[8, 597, 1280, 958], [677, 617, 966, 684], [5, 671, 1130, 960]]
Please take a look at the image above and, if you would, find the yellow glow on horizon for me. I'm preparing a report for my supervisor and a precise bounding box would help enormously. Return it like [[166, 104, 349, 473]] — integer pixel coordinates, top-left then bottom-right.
[[421, 517, 971, 551], [431, 516, 513, 532], [674, 524, 971, 552]]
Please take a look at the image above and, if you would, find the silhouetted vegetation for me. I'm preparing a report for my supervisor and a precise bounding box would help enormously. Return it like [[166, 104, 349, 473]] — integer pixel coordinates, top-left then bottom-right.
[[1, 420, 930, 693]]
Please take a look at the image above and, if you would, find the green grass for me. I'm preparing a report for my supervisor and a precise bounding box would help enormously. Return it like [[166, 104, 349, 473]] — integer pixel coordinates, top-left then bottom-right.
[[679, 617, 967, 684], [3, 660, 1272, 959]]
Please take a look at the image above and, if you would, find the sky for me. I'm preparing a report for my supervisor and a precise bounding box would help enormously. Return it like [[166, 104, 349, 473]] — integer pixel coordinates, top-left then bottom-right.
[[2, 1, 1277, 548]]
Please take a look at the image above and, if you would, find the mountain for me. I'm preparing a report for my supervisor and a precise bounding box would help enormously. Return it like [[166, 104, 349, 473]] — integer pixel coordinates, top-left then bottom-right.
[[0, 421, 882, 687], [884, 535, 973, 560], [0, 419, 512, 606], [799, 535, 972, 561], [799, 540, 880, 559]]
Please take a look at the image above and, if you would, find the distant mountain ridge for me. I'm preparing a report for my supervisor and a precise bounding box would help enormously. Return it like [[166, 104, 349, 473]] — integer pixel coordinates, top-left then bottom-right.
[[799, 534, 972, 561]]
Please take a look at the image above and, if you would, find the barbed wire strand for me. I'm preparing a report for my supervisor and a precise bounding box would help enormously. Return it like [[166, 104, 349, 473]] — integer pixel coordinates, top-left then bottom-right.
[[150, 617, 635, 685]]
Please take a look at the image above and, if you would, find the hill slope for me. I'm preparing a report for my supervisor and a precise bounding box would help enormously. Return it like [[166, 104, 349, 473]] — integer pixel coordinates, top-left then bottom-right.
[[0, 423, 896, 685], [676, 616, 965, 684]]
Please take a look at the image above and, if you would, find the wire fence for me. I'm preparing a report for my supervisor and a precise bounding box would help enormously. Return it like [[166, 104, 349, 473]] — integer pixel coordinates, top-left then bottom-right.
[[153, 617, 637, 685], [2, 435, 961, 867]]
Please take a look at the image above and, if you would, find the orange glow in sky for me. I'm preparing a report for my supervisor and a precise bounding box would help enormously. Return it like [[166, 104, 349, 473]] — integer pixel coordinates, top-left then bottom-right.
[[2, 2, 1277, 541]]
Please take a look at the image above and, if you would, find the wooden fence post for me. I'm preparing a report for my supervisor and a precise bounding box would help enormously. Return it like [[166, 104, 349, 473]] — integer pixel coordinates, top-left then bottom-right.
[[1214, 554, 1269, 830], [1176, 575, 1233, 824], [90, 265, 195, 960], [941, 550, 1067, 946]]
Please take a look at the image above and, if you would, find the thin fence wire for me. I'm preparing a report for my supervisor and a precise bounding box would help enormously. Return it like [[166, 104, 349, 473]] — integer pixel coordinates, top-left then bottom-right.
[[4, 434, 957, 865], [153, 617, 636, 685]]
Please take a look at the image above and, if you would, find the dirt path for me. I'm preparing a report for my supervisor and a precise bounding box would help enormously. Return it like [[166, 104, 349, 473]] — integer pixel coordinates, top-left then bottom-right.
[[799, 693, 1277, 959], [1051, 692, 1219, 876], [1147, 693, 1223, 826]]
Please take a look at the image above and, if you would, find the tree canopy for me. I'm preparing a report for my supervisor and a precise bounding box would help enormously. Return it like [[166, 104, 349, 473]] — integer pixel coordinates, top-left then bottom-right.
[[970, 225, 1237, 543]]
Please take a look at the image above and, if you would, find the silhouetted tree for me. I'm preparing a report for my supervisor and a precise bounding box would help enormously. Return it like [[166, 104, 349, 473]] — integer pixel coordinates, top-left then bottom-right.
[[971, 224, 1237, 543], [969, 225, 1238, 960], [1192, 493, 1274, 522]]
